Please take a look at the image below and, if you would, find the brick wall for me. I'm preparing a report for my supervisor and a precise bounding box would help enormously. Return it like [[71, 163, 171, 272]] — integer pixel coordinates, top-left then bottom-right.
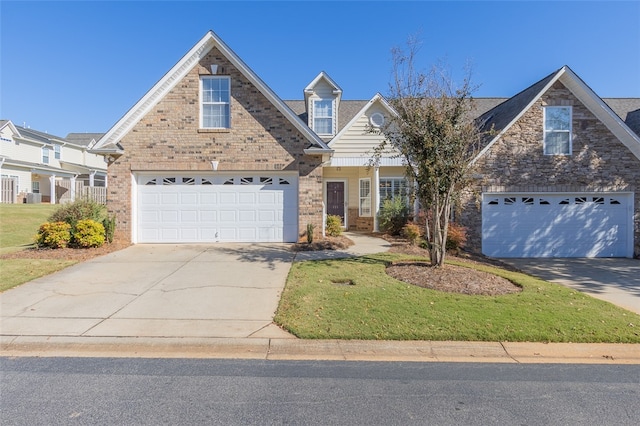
[[107, 47, 323, 242], [459, 81, 640, 256]]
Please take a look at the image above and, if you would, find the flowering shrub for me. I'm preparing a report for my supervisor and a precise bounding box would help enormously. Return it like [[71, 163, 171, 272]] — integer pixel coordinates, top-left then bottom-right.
[[73, 219, 106, 248], [35, 222, 72, 249]]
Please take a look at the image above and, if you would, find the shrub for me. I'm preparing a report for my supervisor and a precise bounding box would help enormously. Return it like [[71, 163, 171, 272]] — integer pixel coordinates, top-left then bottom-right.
[[377, 198, 409, 235], [103, 215, 116, 243], [402, 223, 421, 245], [35, 222, 72, 249], [306, 223, 315, 244], [446, 222, 468, 253], [49, 199, 107, 230], [73, 219, 106, 248], [325, 215, 343, 237]]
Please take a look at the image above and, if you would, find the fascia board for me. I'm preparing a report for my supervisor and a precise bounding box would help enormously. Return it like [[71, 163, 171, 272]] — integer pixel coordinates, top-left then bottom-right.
[[471, 69, 565, 165]]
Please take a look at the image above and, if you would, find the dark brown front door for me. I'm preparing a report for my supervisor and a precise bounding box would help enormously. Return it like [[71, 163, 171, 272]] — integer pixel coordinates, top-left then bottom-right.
[[326, 181, 345, 223]]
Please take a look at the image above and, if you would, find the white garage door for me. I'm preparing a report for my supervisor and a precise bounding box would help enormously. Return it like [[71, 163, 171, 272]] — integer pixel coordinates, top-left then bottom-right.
[[136, 174, 298, 243], [482, 193, 633, 258]]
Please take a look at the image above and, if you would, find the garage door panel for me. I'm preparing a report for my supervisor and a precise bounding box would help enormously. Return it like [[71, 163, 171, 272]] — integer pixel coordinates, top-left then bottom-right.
[[137, 174, 298, 243], [482, 193, 632, 258]]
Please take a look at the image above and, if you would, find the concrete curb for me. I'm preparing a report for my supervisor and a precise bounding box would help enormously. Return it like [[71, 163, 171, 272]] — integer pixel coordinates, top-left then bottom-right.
[[2, 336, 639, 364]]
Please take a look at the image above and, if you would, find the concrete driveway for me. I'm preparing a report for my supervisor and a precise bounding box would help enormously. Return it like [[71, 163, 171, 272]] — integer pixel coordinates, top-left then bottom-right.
[[503, 258, 640, 315], [1, 244, 296, 339]]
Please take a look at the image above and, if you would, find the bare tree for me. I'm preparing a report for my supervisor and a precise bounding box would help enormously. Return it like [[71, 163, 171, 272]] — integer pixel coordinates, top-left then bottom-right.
[[378, 38, 485, 267]]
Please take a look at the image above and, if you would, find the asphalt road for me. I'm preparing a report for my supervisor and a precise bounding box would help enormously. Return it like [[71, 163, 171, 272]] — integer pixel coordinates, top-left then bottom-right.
[[1, 358, 639, 425]]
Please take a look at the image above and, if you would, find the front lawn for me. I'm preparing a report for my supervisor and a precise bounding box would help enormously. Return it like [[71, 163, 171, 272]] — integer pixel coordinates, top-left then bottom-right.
[[274, 253, 640, 343], [0, 204, 76, 292]]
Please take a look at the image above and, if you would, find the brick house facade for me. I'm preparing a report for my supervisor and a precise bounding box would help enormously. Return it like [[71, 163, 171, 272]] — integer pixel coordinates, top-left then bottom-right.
[[92, 31, 329, 243], [91, 32, 640, 257]]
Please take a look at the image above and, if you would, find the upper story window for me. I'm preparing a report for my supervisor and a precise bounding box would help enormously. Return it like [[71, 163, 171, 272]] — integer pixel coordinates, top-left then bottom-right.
[[54, 144, 61, 160], [42, 147, 50, 164], [544, 106, 572, 155], [313, 99, 334, 135], [201, 76, 230, 129]]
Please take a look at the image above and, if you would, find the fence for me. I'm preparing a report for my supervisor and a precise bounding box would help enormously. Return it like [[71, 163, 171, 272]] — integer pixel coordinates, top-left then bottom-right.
[[55, 181, 107, 204], [1, 177, 17, 204]]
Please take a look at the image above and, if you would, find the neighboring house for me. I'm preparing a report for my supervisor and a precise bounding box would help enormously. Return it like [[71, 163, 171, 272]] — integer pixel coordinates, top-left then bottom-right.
[[89, 31, 640, 258], [461, 66, 640, 258], [0, 120, 107, 204]]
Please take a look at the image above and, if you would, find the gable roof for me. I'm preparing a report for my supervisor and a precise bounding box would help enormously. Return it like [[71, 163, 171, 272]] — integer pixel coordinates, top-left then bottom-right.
[[329, 93, 397, 146], [475, 66, 640, 161], [91, 30, 330, 154], [303, 71, 343, 104], [0, 120, 21, 139]]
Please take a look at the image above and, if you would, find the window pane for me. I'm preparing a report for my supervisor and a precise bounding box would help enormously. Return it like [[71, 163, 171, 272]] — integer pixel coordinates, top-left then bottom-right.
[[545, 107, 570, 131], [315, 118, 332, 134], [545, 132, 570, 155]]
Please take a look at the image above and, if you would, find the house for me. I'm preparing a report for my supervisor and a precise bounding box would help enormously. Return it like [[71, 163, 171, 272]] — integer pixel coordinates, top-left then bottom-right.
[[460, 66, 640, 258], [90, 31, 640, 258], [0, 120, 108, 204]]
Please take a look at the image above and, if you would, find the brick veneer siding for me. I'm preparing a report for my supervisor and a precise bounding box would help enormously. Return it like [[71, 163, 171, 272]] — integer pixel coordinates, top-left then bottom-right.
[[459, 81, 640, 256], [106, 47, 324, 242]]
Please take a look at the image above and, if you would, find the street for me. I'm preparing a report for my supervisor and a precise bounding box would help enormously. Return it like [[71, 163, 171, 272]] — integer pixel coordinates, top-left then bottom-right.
[[1, 357, 639, 425]]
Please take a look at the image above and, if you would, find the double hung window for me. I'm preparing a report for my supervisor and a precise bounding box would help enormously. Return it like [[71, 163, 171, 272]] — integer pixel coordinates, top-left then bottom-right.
[[359, 178, 371, 216], [201, 76, 231, 129], [544, 106, 572, 155], [313, 99, 334, 135]]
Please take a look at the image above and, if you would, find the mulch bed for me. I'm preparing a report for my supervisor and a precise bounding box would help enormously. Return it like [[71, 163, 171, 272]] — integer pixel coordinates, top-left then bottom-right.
[[0, 240, 132, 262], [383, 234, 522, 296], [291, 235, 354, 251]]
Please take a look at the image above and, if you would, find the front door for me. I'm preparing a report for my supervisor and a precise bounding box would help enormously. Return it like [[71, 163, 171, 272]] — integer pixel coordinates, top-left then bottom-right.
[[326, 181, 345, 225]]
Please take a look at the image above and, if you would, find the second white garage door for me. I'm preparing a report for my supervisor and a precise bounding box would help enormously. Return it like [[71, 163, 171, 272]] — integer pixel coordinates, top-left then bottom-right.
[[136, 174, 298, 243], [482, 193, 633, 258]]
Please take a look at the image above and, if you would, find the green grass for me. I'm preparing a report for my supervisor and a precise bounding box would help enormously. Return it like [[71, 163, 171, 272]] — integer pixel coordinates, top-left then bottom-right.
[[0, 258, 76, 292], [274, 253, 640, 343], [0, 204, 58, 254], [0, 204, 76, 292]]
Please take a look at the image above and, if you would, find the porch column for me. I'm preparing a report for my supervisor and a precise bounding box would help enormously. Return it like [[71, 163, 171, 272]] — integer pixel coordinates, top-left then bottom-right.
[[49, 175, 56, 204], [373, 165, 380, 232], [89, 170, 96, 187], [70, 176, 77, 202]]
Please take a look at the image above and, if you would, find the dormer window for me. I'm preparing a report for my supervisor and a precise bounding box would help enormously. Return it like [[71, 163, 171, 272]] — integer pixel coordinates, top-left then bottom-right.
[[544, 106, 572, 155], [313, 99, 334, 135]]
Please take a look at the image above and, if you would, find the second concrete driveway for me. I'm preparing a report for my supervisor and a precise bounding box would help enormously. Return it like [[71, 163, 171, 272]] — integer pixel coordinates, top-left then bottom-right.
[[1, 244, 295, 339], [503, 258, 640, 315]]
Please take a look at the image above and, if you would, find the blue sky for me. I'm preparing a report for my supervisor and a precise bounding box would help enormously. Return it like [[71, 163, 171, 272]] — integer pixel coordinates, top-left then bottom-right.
[[1, 1, 639, 137]]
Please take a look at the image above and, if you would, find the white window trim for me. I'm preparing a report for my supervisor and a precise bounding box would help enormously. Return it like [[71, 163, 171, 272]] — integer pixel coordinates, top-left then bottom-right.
[[543, 106, 572, 155], [42, 147, 50, 164], [359, 178, 372, 217], [200, 75, 231, 129], [312, 98, 335, 136]]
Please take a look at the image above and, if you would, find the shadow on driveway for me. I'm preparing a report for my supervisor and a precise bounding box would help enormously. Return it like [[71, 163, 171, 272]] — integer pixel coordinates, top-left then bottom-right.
[[501, 258, 640, 315]]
